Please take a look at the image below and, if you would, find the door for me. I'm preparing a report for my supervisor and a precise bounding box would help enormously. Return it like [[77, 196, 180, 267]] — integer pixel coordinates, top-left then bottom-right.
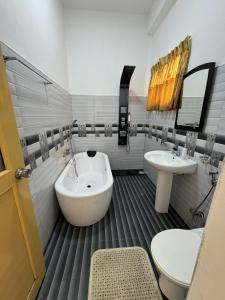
[[0, 47, 45, 299]]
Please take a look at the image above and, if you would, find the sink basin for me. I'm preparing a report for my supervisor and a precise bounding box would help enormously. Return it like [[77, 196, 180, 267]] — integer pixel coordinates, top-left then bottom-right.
[[144, 150, 197, 174], [144, 150, 197, 213]]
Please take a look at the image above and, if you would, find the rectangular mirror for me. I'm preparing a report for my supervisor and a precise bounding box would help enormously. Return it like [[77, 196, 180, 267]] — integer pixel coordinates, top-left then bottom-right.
[[175, 62, 215, 132]]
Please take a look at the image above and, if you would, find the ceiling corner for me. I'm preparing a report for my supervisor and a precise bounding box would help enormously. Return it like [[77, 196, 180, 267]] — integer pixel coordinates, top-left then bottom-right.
[[147, 0, 177, 36]]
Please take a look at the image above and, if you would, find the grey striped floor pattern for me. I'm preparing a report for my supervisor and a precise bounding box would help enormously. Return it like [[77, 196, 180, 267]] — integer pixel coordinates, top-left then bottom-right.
[[37, 175, 188, 300]]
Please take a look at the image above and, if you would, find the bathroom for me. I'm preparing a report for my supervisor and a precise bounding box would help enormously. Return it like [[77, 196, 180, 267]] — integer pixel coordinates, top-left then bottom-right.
[[0, 0, 225, 299]]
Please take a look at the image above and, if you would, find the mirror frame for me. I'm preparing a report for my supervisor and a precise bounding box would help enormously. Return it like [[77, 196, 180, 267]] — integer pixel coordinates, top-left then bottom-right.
[[175, 62, 216, 132]]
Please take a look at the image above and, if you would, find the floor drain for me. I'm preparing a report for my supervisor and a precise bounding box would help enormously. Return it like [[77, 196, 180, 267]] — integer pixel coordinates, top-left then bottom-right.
[[87, 185, 91, 188]]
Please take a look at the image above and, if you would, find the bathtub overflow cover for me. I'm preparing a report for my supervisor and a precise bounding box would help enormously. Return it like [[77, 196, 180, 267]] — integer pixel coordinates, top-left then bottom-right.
[[87, 185, 91, 188]]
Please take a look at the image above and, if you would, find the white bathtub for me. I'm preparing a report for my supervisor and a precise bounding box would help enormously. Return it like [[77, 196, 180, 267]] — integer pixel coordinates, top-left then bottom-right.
[[55, 152, 113, 226]]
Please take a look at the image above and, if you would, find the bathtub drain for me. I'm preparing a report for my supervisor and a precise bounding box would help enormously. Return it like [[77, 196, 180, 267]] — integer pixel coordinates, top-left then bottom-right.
[[87, 185, 91, 188]]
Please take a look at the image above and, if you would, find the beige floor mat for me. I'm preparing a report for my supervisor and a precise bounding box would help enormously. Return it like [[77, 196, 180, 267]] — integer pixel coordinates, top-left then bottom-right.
[[88, 247, 163, 300]]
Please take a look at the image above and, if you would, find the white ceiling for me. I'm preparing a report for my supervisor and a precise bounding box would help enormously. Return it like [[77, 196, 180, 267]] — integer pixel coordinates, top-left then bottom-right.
[[62, 0, 154, 15]]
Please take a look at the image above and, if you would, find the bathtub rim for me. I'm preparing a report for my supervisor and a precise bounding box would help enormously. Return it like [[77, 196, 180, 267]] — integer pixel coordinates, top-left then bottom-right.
[[55, 152, 113, 199]]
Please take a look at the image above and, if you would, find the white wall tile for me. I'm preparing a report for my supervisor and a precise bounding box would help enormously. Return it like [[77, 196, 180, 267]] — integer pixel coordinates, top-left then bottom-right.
[[6, 58, 73, 249], [94, 96, 119, 124], [72, 95, 147, 170], [73, 134, 145, 170]]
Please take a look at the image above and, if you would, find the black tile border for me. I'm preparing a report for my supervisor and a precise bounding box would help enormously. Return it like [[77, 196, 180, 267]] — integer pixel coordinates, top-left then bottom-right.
[[167, 126, 225, 145], [22, 123, 225, 168], [145, 126, 225, 161]]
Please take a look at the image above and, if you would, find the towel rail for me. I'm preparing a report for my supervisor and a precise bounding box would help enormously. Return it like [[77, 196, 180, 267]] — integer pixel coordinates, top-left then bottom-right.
[[4, 56, 52, 85]]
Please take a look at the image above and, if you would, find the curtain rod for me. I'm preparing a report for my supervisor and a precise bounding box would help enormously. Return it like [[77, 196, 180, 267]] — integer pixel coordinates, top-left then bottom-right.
[[3, 56, 52, 85]]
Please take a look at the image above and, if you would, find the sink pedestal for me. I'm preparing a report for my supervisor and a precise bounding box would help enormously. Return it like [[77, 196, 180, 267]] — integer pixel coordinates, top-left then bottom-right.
[[144, 150, 197, 214], [155, 171, 173, 213]]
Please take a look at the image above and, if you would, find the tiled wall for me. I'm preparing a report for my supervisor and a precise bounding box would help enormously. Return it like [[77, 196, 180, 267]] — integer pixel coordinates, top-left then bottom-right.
[[144, 64, 225, 227], [205, 65, 225, 134], [2, 44, 73, 249], [71, 95, 147, 170]]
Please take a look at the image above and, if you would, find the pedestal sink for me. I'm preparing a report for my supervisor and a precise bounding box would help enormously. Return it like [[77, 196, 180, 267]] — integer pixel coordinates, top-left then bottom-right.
[[144, 150, 197, 213]]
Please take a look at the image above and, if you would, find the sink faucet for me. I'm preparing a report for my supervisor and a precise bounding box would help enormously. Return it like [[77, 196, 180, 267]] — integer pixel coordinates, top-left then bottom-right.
[[171, 145, 181, 156]]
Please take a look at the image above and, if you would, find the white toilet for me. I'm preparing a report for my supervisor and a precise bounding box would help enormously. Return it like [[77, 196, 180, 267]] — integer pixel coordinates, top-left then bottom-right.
[[151, 228, 204, 300]]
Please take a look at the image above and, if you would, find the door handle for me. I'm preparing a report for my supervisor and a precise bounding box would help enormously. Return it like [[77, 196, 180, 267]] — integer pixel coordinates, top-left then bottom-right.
[[15, 168, 32, 179]]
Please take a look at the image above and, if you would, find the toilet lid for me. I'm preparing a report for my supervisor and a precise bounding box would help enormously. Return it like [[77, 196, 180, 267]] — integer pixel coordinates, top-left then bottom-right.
[[151, 229, 202, 287]]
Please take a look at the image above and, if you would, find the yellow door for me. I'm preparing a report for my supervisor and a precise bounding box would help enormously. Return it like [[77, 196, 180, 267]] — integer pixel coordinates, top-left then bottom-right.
[[0, 47, 45, 299]]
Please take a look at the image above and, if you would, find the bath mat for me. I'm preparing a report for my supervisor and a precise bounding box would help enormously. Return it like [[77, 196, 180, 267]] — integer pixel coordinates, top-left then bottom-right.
[[88, 247, 163, 300]]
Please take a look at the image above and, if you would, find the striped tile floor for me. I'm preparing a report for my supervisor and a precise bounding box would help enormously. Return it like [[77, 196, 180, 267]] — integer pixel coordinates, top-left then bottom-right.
[[37, 174, 188, 300]]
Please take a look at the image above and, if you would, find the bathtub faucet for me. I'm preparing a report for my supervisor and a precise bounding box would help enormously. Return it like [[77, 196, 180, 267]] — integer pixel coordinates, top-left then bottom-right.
[[68, 119, 77, 156], [68, 120, 79, 179], [71, 156, 79, 178], [70, 119, 77, 131]]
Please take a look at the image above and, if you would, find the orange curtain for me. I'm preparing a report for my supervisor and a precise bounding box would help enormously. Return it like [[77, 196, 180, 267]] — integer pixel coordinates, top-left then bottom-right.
[[146, 36, 192, 111]]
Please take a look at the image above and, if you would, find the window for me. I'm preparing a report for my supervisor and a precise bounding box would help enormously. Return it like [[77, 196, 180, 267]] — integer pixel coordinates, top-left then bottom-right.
[[147, 36, 192, 111]]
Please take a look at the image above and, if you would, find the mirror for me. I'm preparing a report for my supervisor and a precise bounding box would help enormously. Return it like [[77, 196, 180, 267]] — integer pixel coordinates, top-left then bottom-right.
[[175, 62, 215, 132]]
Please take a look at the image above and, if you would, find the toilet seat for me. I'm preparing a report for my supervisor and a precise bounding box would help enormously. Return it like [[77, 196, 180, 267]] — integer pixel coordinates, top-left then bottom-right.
[[151, 229, 202, 287]]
